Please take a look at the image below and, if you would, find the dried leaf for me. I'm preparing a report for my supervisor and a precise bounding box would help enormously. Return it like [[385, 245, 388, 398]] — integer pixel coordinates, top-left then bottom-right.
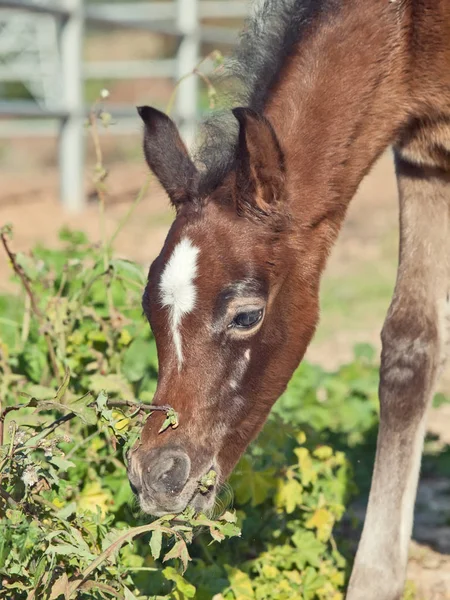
[[49, 572, 70, 600]]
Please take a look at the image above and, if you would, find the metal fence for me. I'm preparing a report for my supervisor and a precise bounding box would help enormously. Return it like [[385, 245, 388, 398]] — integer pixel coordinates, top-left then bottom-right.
[[0, 0, 247, 211]]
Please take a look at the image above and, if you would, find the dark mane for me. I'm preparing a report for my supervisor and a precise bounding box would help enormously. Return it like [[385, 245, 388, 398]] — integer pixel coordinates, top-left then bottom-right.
[[194, 0, 333, 197]]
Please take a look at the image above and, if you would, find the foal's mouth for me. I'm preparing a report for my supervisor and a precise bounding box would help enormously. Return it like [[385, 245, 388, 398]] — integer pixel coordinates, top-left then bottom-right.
[[128, 458, 220, 517]]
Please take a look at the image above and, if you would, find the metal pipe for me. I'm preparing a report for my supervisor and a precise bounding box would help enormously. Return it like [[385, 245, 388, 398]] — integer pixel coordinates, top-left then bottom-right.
[[58, 0, 85, 212]]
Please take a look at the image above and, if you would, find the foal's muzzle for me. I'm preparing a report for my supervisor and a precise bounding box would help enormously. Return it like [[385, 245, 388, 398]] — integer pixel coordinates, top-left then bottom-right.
[[127, 445, 219, 516], [128, 446, 192, 515]]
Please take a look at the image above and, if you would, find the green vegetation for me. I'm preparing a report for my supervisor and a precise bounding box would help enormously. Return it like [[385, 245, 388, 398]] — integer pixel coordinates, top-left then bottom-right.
[[0, 222, 386, 600]]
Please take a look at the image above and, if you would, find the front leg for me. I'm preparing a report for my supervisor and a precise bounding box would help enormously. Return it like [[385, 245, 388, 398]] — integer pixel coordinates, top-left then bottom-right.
[[347, 152, 450, 600]]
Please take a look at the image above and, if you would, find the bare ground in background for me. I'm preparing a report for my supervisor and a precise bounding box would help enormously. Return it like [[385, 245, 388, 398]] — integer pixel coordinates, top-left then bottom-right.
[[1, 141, 450, 599]]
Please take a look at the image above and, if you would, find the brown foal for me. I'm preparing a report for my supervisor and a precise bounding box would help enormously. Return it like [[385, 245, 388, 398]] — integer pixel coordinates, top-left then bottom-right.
[[127, 1, 450, 598]]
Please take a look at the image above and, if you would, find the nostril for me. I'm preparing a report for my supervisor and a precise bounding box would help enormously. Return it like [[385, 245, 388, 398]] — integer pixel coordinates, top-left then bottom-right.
[[150, 451, 191, 496]]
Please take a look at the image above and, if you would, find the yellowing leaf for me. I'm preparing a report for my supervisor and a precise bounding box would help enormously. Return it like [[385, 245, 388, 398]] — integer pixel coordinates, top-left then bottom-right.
[[296, 431, 307, 445], [119, 329, 132, 346], [313, 445, 333, 460], [285, 570, 302, 585], [162, 566, 195, 597], [51, 497, 64, 509], [276, 478, 303, 514], [261, 564, 278, 579], [295, 447, 317, 486], [224, 566, 255, 600], [111, 410, 130, 432], [305, 508, 335, 542], [49, 572, 70, 600], [78, 480, 111, 517]]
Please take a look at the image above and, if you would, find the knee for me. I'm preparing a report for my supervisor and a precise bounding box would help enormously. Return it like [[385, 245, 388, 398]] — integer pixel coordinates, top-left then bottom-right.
[[379, 311, 439, 420]]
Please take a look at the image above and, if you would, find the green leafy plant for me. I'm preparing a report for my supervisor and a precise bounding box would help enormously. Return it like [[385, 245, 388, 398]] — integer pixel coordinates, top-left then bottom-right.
[[0, 224, 359, 599]]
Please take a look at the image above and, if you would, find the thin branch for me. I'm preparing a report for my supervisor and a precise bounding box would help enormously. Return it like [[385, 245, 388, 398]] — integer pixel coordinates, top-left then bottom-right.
[[107, 400, 171, 413], [87, 104, 115, 319], [70, 521, 178, 594], [0, 398, 172, 435], [0, 484, 20, 509], [1, 232, 61, 383], [1, 232, 43, 318]]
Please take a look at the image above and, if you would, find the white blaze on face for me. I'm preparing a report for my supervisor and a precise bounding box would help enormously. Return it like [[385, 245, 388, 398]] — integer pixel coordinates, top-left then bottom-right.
[[159, 238, 199, 368]]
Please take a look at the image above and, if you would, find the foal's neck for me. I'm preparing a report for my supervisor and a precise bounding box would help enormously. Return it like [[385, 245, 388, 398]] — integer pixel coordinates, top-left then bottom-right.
[[266, 1, 408, 243]]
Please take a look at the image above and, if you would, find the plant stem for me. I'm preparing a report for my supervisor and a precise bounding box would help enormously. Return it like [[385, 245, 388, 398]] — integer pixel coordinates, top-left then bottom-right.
[[0, 232, 61, 383], [0, 398, 172, 435], [1, 232, 42, 318], [107, 173, 152, 251], [21, 293, 31, 345], [0, 485, 19, 509], [87, 104, 114, 319], [69, 522, 176, 595]]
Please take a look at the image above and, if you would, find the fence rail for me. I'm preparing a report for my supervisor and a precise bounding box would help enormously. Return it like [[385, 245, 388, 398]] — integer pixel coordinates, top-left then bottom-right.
[[0, 0, 245, 211]]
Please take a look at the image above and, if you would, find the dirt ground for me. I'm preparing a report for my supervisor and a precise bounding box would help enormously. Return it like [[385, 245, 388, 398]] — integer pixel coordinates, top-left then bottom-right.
[[1, 138, 450, 598]]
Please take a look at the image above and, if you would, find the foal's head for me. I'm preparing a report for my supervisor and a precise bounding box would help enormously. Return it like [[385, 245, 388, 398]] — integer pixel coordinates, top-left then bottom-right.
[[127, 106, 319, 516]]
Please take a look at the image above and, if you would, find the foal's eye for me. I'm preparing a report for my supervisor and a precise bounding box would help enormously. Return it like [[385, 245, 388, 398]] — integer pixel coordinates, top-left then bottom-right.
[[231, 309, 263, 329]]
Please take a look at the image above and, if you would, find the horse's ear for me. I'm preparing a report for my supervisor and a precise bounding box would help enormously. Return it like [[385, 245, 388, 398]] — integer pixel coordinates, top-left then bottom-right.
[[137, 106, 198, 208], [232, 107, 285, 218]]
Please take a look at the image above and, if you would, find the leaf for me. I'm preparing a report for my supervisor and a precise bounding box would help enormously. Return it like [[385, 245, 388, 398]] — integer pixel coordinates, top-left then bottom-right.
[[54, 368, 70, 402], [198, 469, 217, 493], [150, 529, 162, 560], [261, 564, 278, 580], [48, 456, 75, 471], [301, 566, 327, 600], [55, 502, 76, 520], [433, 392, 449, 408], [79, 580, 123, 598], [89, 374, 134, 402], [111, 409, 130, 432], [305, 507, 335, 542], [291, 530, 325, 569], [219, 522, 241, 539], [101, 528, 126, 564], [231, 456, 276, 506], [123, 586, 140, 600], [295, 447, 317, 486], [33, 556, 47, 589], [162, 566, 196, 598], [158, 407, 179, 434], [49, 572, 70, 600], [209, 528, 225, 543], [163, 539, 191, 573], [224, 566, 255, 600], [111, 258, 145, 285], [67, 392, 96, 425], [27, 384, 56, 400], [220, 511, 237, 523], [313, 445, 334, 460], [48, 543, 95, 561], [78, 480, 112, 517], [96, 390, 108, 410], [22, 344, 47, 383], [122, 338, 152, 382], [276, 478, 303, 514]]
